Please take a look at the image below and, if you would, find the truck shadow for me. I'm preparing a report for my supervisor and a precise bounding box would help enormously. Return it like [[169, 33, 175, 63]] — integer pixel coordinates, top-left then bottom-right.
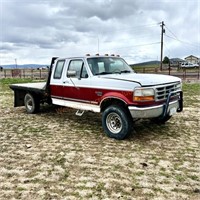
[[37, 105, 176, 141], [127, 119, 175, 141]]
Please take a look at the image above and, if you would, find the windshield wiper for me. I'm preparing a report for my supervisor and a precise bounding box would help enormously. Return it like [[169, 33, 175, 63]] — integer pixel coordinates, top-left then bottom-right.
[[95, 72, 113, 75], [112, 70, 131, 74], [95, 70, 131, 75], [120, 70, 131, 73]]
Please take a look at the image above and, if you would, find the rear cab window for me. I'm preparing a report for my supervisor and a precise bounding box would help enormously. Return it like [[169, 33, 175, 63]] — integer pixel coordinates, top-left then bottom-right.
[[54, 60, 65, 79]]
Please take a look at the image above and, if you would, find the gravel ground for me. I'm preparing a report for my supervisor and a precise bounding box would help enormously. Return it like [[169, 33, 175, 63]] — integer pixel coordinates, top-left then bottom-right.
[[0, 82, 199, 200]]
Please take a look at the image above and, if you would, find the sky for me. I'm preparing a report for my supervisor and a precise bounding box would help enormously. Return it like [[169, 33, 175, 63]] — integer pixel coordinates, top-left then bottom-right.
[[0, 0, 200, 65]]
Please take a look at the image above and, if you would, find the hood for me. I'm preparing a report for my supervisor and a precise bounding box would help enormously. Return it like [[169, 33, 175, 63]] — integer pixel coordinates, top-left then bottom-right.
[[100, 73, 181, 86]]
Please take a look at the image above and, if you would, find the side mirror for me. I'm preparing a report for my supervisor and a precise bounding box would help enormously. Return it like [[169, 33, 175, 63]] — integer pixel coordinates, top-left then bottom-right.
[[67, 70, 76, 77]]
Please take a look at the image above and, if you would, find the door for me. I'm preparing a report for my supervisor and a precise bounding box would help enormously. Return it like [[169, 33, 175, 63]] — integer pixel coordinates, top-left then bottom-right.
[[62, 59, 91, 103]]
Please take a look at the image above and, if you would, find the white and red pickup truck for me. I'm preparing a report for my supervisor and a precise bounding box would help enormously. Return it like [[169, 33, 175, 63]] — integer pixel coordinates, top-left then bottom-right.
[[10, 55, 183, 139]]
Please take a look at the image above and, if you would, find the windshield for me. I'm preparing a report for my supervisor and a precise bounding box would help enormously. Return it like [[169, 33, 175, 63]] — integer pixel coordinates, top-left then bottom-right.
[[87, 57, 134, 75]]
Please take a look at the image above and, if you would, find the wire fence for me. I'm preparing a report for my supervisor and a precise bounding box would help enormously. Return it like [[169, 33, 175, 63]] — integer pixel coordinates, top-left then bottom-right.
[[0, 69, 49, 79], [0, 67, 199, 81], [133, 67, 200, 81]]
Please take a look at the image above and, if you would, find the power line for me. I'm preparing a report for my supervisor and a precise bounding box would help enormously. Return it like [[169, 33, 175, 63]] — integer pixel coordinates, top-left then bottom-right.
[[163, 43, 171, 57], [165, 25, 179, 40], [104, 33, 160, 45], [102, 41, 160, 51], [112, 22, 159, 33], [164, 24, 200, 48], [165, 34, 199, 48]]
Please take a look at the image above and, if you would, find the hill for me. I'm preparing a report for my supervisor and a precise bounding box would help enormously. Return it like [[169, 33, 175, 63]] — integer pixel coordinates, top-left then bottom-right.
[[130, 60, 160, 67]]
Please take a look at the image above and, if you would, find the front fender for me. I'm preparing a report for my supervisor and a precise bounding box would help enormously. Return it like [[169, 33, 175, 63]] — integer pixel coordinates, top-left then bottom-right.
[[99, 91, 133, 106]]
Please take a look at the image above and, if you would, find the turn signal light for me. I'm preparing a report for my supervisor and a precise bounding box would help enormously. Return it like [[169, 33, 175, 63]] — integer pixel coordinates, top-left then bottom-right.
[[133, 96, 154, 101]]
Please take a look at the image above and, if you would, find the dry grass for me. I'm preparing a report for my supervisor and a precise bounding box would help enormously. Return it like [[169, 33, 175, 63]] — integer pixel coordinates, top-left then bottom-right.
[[0, 80, 199, 200]]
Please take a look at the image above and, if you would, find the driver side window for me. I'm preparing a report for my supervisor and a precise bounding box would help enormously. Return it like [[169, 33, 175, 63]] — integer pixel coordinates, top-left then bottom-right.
[[68, 60, 88, 78]]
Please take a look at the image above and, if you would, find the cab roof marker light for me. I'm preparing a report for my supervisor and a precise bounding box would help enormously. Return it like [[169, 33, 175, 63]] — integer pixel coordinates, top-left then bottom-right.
[[105, 54, 109, 56], [96, 53, 99, 56], [86, 54, 90, 56], [111, 54, 115, 56]]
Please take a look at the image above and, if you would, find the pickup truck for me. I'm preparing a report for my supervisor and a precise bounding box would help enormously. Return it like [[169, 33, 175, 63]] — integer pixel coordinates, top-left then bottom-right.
[[10, 55, 183, 140], [181, 62, 199, 68]]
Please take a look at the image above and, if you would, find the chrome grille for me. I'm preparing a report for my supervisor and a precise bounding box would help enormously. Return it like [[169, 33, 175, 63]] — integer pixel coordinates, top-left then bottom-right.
[[155, 82, 181, 101]]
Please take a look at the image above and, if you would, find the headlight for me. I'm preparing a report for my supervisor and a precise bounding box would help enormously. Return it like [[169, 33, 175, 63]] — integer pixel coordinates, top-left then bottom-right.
[[176, 82, 182, 90], [133, 88, 155, 101]]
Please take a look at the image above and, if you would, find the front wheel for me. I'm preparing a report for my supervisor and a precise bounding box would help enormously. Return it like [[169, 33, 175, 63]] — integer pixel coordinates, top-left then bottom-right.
[[102, 105, 132, 140], [24, 93, 40, 114]]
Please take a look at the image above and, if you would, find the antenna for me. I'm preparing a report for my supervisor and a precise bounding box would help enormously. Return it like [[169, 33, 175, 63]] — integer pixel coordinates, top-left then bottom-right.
[[97, 37, 99, 54]]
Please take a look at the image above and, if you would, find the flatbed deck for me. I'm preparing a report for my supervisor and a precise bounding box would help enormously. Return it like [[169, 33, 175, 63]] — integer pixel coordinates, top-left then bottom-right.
[[9, 82, 48, 107], [10, 82, 46, 93]]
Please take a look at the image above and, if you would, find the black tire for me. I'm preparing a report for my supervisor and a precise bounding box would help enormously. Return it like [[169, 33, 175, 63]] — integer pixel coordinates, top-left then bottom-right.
[[102, 105, 132, 140], [152, 114, 172, 124], [24, 93, 40, 114]]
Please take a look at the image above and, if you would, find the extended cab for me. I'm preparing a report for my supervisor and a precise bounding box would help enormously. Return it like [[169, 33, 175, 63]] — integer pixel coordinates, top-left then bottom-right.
[[10, 55, 183, 139]]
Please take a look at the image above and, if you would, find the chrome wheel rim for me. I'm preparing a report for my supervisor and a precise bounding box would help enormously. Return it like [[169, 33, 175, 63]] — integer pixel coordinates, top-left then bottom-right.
[[106, 112, 122, 134], [27, 98, 33, 111]]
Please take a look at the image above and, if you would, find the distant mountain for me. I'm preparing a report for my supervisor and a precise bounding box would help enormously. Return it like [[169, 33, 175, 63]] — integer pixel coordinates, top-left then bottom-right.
[[0, 64, 48, 69], [130, 60, 160, 67]]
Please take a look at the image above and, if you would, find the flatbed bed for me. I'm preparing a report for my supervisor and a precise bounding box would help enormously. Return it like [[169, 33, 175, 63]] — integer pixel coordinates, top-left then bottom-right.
[[10, 82, 49, 108], [10, 82, 46, 92]]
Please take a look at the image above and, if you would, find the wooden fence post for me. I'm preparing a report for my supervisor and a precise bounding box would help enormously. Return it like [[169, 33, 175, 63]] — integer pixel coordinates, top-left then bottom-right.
[[185, 69, 187, 80], [31, 69, 33, 79]]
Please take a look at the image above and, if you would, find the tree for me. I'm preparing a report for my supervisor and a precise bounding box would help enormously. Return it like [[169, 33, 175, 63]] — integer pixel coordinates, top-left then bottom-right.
[[163, 56, 170, 64]]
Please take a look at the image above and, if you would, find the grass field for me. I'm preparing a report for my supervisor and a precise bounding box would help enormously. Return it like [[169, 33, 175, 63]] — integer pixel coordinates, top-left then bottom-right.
[[0, 78, 199, 200]]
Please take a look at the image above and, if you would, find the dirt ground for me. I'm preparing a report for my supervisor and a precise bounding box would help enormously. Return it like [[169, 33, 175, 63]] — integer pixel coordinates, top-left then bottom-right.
[[0, 82, 199, 200]]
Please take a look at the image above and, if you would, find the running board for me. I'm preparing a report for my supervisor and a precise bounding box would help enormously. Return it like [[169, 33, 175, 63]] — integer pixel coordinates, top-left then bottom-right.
[[76, 110, 85, 116]]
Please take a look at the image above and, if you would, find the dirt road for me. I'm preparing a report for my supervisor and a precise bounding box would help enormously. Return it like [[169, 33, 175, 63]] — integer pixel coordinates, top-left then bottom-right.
[[0, 82, 199, 200]]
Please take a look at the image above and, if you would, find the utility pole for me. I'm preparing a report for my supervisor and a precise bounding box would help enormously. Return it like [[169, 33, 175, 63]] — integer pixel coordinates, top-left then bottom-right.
[[160, 21, 165, 71]]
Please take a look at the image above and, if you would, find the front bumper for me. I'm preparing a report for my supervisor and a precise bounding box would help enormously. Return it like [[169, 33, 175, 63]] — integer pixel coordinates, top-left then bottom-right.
[[129, 91, 183, 119]]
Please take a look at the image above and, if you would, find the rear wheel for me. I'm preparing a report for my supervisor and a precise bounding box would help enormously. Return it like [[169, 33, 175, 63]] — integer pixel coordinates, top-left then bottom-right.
[[24, 93, 40, 114], [102, 105, 132, 140]]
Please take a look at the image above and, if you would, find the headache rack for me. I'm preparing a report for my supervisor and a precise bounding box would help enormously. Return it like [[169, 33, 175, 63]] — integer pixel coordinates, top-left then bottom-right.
[[155, 82, 181, 101]]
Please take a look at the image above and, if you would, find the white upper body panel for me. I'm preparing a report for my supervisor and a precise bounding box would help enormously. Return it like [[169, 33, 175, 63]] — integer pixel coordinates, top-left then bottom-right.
[[96, 73, 181, 87], [50, 56, 181, 90]]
